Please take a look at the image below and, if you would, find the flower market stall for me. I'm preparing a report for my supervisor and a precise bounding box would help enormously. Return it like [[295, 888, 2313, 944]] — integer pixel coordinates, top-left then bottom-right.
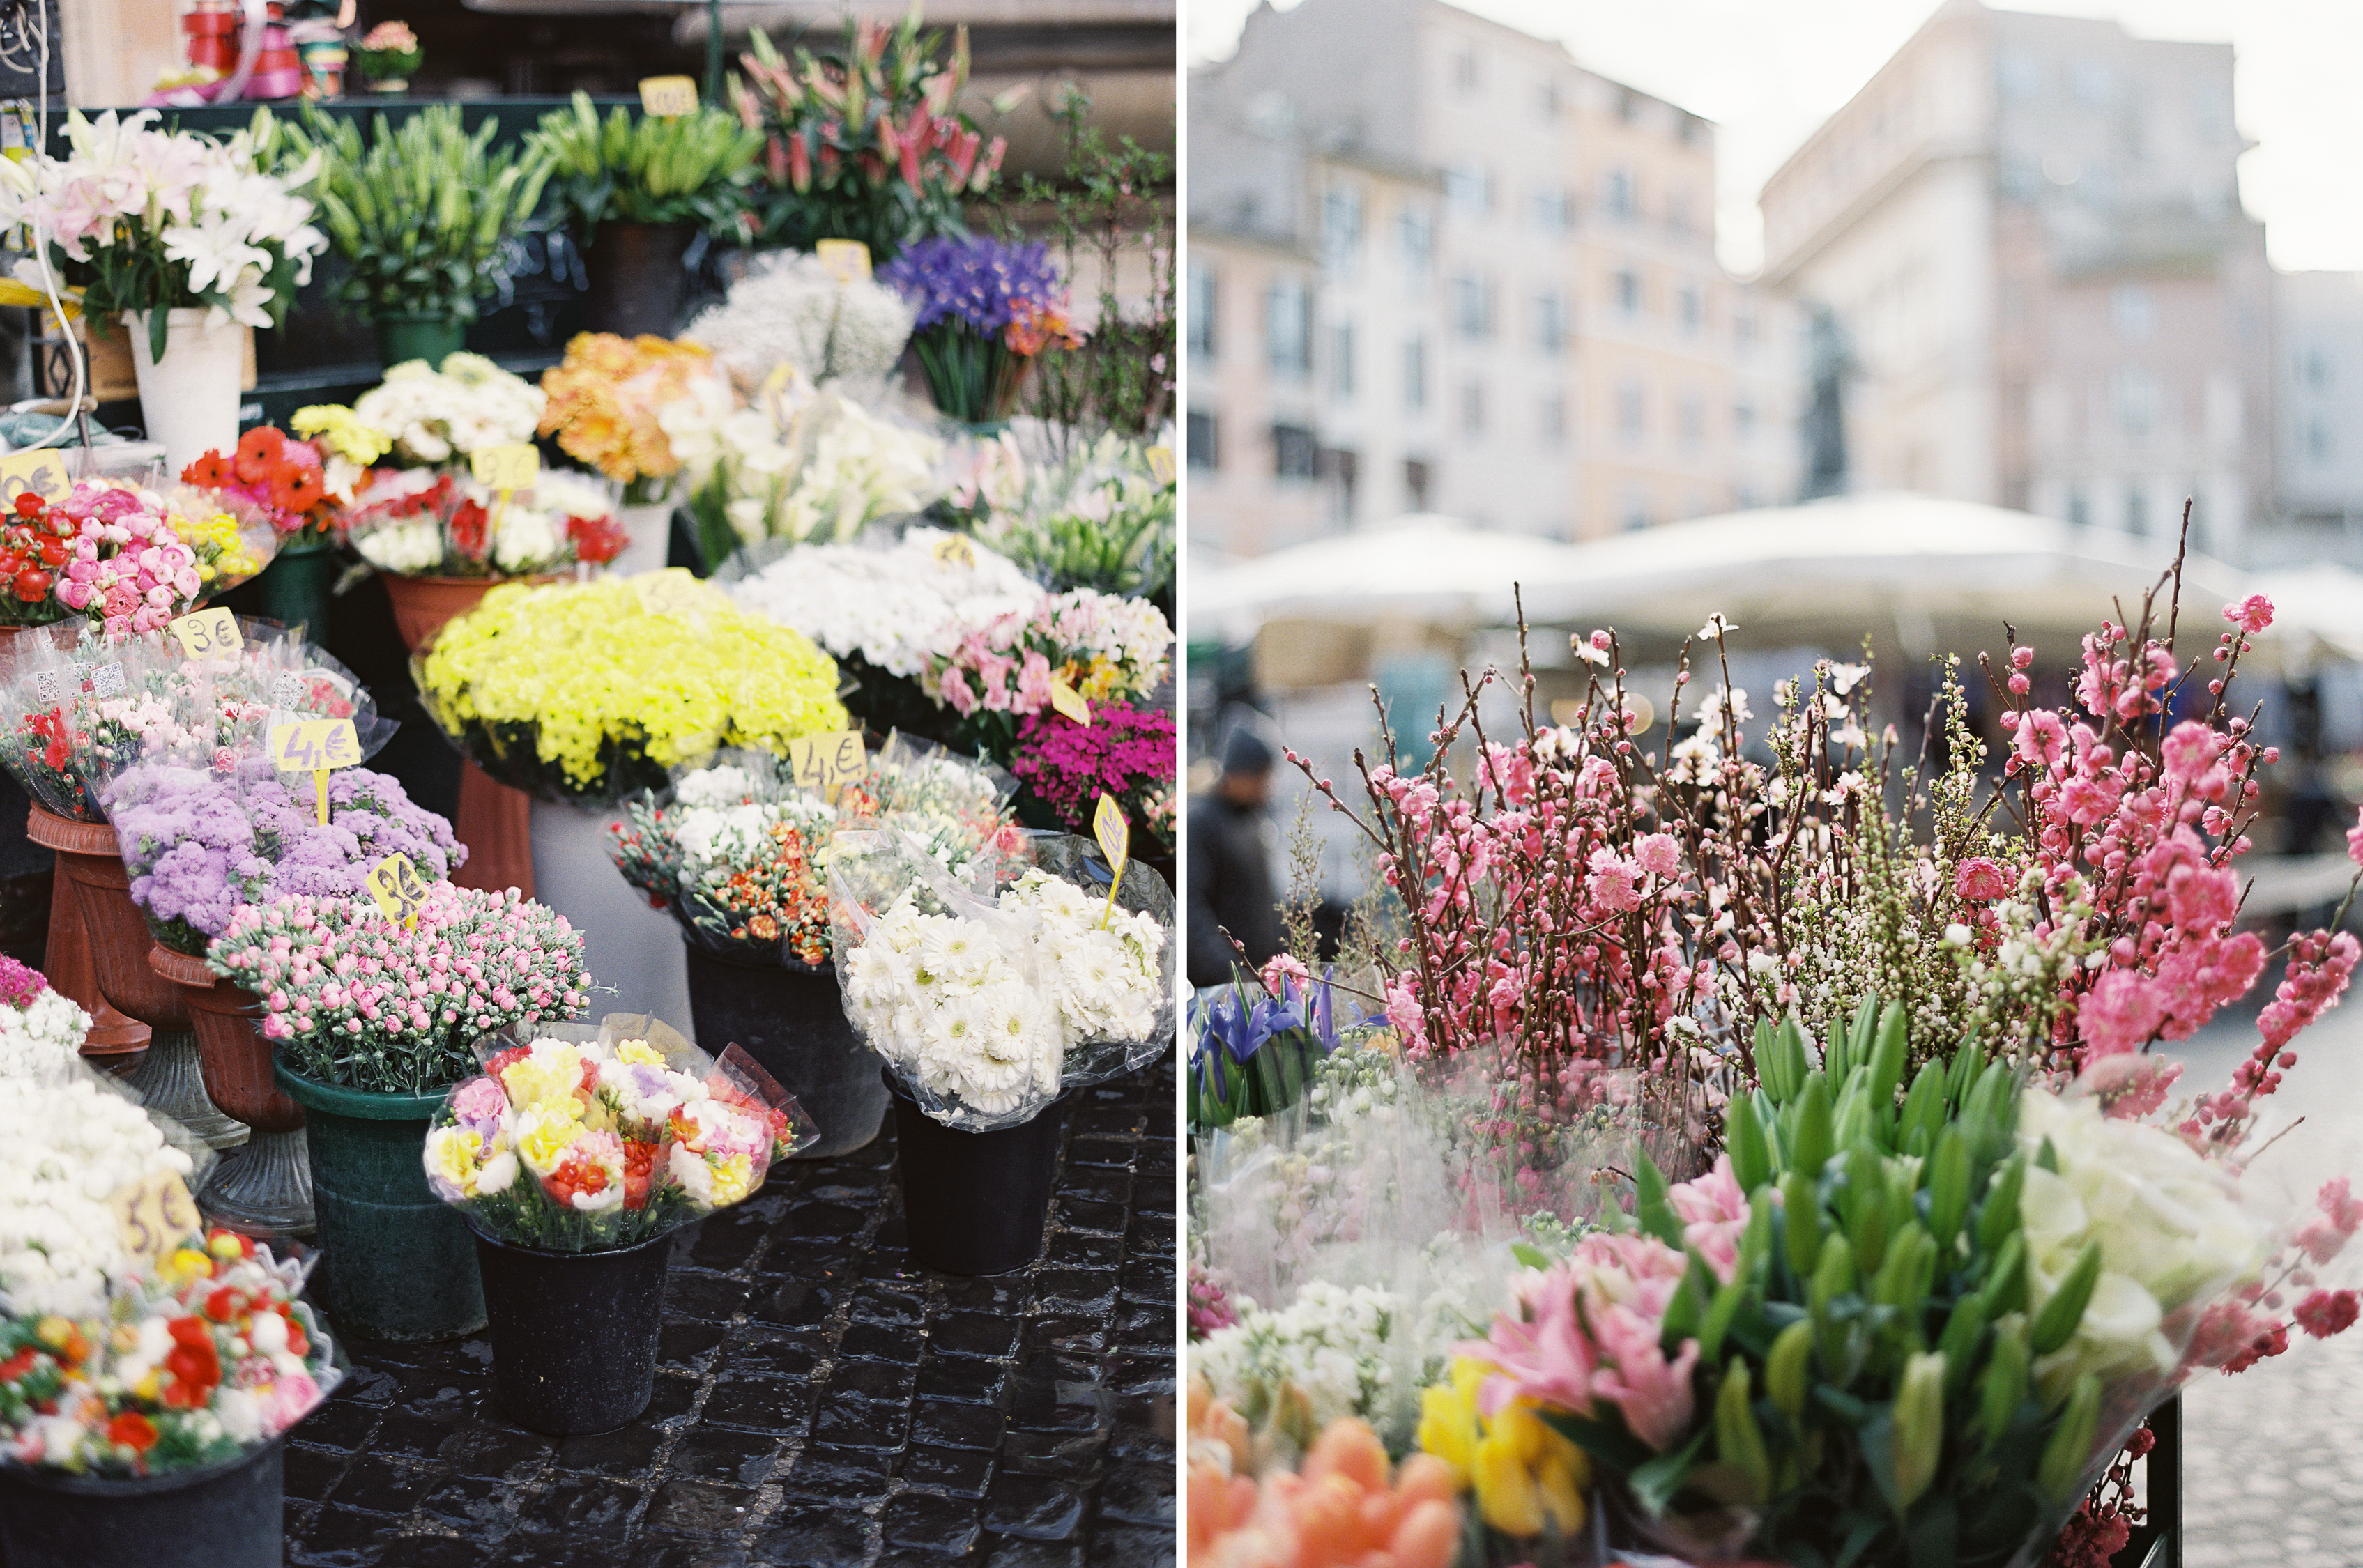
[[1187, 540, 2363, 1568]]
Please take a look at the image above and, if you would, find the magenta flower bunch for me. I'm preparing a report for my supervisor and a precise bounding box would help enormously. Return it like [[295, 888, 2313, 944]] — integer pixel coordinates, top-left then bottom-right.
[[207, 885, 590, 1095], [105, 758, 464, 955], [1009, 702, 1176, 854], [0, 953, 46, 1010]]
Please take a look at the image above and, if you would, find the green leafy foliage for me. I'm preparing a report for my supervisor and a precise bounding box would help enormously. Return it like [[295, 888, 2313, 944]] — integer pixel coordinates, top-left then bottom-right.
[[528, 91, 764, 243]]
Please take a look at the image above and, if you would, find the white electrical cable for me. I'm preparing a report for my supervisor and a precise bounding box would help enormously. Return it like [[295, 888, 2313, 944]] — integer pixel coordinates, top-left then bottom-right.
[[14, 0, 85, 460]]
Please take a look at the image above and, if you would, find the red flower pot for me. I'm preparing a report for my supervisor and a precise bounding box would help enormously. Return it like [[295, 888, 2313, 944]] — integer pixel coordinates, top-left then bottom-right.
[[24, 804, 153, 1063]]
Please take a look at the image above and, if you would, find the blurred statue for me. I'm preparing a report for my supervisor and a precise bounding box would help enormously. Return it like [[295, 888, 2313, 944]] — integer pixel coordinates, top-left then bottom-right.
[[1802, 303, 1854, 501]]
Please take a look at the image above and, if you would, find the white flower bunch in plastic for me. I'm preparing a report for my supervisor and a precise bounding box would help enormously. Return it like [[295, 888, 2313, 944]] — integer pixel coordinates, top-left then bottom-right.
[[0, 989, 93, 1084], [1193, 1282, 1414, 1439], [728, 525, 1038, 677], [839, 892, 1061, 1119], [0, 1078, 196, 1316], [1002, 868, 1164, 1049], [685, 252, 915, 392]]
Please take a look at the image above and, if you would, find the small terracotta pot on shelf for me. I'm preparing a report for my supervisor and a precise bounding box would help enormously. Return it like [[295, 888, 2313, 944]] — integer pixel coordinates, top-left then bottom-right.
[[24, 806, 153, 1065]]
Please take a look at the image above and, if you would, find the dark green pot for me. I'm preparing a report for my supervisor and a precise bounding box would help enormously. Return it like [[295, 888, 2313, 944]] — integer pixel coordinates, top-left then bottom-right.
[[273, 1062, 484, 1342], [374, 313, 466, 369], [245, 544, 339, 643]]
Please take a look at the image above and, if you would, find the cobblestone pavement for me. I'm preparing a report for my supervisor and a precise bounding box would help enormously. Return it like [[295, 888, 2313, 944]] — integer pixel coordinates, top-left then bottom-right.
[[275, 1056, 1178, 1568], [2165, 1004, 2363, 1568]]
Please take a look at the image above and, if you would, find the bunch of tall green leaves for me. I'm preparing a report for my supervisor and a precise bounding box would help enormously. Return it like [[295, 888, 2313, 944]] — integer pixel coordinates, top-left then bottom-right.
[[528, 91, 763, 243]]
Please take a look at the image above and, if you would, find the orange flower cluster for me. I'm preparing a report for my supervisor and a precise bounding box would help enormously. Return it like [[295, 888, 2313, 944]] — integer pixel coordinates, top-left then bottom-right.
[[1004, 298, 1083, 359], [1188, 1385, 1459, 1568], [537, 332, 718, 486]]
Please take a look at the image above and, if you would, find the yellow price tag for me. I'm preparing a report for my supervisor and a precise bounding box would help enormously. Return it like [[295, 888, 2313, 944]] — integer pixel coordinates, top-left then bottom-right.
[[816, 238, 872, 283], [271, 718, 359, 773], [1146, 445, 1176, 485], [788, 730, 868, 801], [932, 535, 977, 569], [0, 447, 73, 507], [366, 853, 429, 927], [1048, 677, 1091, 727], [1092, 792, 1129, 929], [638, 75, 701, 118], [110, 1170, 201, 1274], [470, 444, 540, 493], [169, 607, 239, 661]]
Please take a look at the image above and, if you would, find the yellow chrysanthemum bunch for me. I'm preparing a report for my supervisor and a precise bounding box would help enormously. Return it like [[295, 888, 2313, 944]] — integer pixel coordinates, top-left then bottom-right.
[[539, 332, 717, 485], [423, 570, 848, 792], [173, 509, 265, 586], [1416, 1356, 1590, 1539]]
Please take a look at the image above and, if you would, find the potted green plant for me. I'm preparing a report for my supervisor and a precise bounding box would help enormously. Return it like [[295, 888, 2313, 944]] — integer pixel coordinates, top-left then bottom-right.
[[352, 21, 422, 92], [290, 103, 552, 367], [528, 91, 763, 337], [206, 886, 590, 1342]]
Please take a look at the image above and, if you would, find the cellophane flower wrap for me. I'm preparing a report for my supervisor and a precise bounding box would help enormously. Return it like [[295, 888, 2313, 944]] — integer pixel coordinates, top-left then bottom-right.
[[0, 480, 219, 635], [342, 463, 625, 580], [0, 615, 387, 823], [0, 1224, 342, 1478], [102, 748, 460, 955], [173, 425, 339, 547], [207, 884, 590, 1096], [416, 571, 850, 806], [607, 735, 1023, 967], [422, 1014, 818, 1252], [828, 827, 1173, 1131], [683, 250, 915, 395]]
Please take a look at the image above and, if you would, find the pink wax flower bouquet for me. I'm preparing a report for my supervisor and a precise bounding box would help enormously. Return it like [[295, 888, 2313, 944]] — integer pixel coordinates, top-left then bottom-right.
[[206, 884, 590, 1095]]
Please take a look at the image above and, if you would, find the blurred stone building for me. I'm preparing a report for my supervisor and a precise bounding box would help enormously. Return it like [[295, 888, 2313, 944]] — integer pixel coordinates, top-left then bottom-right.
[[1187, 0, 1800, 558]]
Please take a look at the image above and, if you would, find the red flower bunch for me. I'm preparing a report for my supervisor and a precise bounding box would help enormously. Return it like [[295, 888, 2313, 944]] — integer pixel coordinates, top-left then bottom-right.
[[1010, 702, 1177, 854], [544, 1153, 612, 1206], [448, 496, 489, 562], [567, 507, 626, 565], [181, 428, 335, 541], [157, 1317, 220, 1409], [0, 491, 72, 607]]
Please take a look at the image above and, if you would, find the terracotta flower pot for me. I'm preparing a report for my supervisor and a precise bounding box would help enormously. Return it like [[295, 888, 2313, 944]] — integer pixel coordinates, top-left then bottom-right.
[[152, 944, 314, 1240], [383, 571, 560, 900], [24, 805, 154, 1062]]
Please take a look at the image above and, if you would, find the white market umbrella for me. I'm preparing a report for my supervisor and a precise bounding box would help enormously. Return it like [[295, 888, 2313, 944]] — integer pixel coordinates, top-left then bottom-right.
[[2247, 564, 2363, 665], [1190, 513, 1588, 638]]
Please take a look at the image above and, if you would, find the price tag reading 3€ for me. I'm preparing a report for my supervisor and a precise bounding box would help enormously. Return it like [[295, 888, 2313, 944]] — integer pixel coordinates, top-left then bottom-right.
[[110, 1169, 201, 1274], [815, 238, 871, 283], [367, 852, 428, 927], [169, 606, 240, 661], [470, 444, 540, 493], [1048, 677, 1091, 727], [638, 75, 700, 118], [789, 730, 867, 801]]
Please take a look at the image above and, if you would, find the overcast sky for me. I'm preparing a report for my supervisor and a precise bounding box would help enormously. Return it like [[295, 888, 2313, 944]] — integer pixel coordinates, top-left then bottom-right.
[[1187, 0, 2363, 279]]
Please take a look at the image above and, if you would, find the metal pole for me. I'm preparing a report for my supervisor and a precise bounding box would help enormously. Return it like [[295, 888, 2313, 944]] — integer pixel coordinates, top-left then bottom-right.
[[705, 0, 724, 105]]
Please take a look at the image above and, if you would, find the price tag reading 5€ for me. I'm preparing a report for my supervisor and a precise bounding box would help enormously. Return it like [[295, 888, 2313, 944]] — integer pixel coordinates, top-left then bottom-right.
[[169, 606, 239, 661], [638, 75, 701, 118], [272, 718, 359, 772], [367, 853, 429, 926], [110, 1169, 201, 1273], [470, 444, 540, 493], [789, 730, 867, 800]]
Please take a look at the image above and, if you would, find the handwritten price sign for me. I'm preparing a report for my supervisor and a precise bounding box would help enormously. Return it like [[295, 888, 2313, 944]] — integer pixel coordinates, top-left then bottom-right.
[[0, 447, 72, 507], [1093, 793, 1130, 929], [931, 535, 977, 569], [470, 444, 540, 493], [366, 853, 428, 927], [789, 730, 867, 801], [169, 607, 239, 661], [816, 238, 871, 283], [272, 718, 359, 772], [1048, 676, 1091, 727], [110, 1170, 201, 1273], [1145, 445, 1176, 485], [638, 75, 700, 118]]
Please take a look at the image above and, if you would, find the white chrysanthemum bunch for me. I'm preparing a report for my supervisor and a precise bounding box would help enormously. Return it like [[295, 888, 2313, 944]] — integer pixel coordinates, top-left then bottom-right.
[[0, 1078, 197, 1316], [354, 353, 546, 464], [685, 252, 915, 392], [0, 990, 93, 1084], [1193, 1282, 1411, 1438], [839, 892, 1061, 1120], [728, 525, 1038, 677], [1001, 868, 1164, 1049]]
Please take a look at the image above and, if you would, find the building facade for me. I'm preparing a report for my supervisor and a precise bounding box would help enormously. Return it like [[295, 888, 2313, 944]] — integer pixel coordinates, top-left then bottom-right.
[[1188, 0, 1799, 556], [2270, 270, 2363, 567], [1757, 0, 2272, 561]]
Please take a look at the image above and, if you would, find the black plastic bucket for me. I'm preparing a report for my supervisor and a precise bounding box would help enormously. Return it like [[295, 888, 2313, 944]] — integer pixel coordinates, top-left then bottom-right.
[[683, 946, 889, 1159], [469, 1221, 678, 1435], [0, 1434, 285, 1568], [888, 1073, 1073, 1275]]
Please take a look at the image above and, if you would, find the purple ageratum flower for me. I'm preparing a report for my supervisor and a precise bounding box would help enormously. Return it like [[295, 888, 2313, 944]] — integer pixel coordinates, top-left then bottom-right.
[[878, 236, 1064, 335]]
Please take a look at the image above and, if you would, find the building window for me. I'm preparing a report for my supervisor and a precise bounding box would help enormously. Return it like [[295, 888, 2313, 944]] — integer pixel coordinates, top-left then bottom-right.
[[1677, 112, 1704, 146], [1616, 88, 1642, 123], [1539, 391, 1566, 445], [1273, 422, 1319, 479], [1538, 79, 1561, 119], [2113, 367, 2156, 440], [2308, 419, 2334, 464], [1398, 208, 1434, 291], [1331, 322, 1355, 401], [1460, 382, 1486, 437], [2302, 349, 2333, 392], [1535, 291, 1566, 355], [2111, 285, 2155, 342], [2067, 487, 2089, 527], [1667, 190, 1692, 237], [1186, 262, 1216, 361], [1734, 396, 1756, 440], [1445, 162, 1491, 215], [1318, 447, 1359, 521], [1322, 187, 1363, 269], [1678, 390, 1704, 447], [1734, 307, 1757, 352], [1603, 167, 1635, 220], [1404, 336, 1427, 412], [1186, 410, 1218, 470], [1621, 489, 1651, 530], [1678, 284, 1702, 333], [1451, 272, 1494, 339], [1404, 458, 1432, 512], [1614, 268, 1642, 318], [1267, 279, 1312, 379], [1454, 47, 1480, 94], [1616, 379, 1644, 440], [1529, 189, 1572, 236]]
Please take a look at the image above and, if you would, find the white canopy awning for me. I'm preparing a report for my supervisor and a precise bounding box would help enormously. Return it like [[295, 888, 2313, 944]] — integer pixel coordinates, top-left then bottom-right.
[[1189, 514, 1586, 638]]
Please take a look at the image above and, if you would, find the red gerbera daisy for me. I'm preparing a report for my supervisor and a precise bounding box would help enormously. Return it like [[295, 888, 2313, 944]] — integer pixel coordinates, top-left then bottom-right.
[[236, 426, 284, 466], [183, 452, 233, 488], [270, 468, 326, 514]]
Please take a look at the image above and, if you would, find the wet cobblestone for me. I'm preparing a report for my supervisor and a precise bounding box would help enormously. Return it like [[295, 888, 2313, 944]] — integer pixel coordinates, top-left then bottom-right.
[[278, 1056, 1177, 1567]]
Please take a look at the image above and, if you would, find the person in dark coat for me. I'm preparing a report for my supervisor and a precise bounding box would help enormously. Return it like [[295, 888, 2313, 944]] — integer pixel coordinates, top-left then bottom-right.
[[1187, 727, 1283, 987]]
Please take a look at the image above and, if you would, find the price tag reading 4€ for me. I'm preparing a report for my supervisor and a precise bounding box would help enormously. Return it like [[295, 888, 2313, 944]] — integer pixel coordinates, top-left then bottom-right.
[[367, 853, 428, 927], [0, 447, 72, 507], [272, 718, 359, 772], [470, 444, 540, 493], [1048, 677, 1091, 727], [789, 730, 867, 801], [169, 606, 239, 661], [111, 1169, 201, 1274], [816, 238, 871, 283], [638, 75, 700, 118]]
